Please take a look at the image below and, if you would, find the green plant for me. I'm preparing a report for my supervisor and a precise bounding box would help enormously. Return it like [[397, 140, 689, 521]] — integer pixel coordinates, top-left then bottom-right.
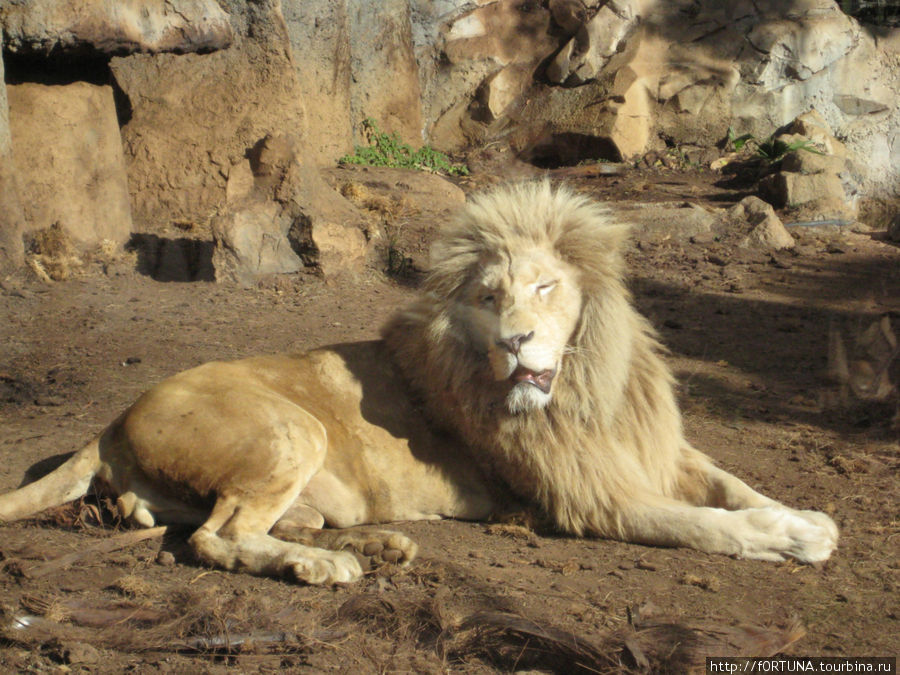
[[339, 118, 469, 176], [726, 127, 824, 164]]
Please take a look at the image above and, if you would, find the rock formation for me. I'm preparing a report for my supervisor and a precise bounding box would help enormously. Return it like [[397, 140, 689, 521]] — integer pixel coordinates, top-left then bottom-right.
[[0, 0, 897, 280]]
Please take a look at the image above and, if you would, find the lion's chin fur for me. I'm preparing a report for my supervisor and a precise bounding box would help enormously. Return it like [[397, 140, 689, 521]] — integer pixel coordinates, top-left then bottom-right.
[[505, 383, 552, 414]]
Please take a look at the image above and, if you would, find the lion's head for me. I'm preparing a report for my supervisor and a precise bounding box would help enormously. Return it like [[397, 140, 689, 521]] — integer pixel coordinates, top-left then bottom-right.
[[418, 181, 631, 415]]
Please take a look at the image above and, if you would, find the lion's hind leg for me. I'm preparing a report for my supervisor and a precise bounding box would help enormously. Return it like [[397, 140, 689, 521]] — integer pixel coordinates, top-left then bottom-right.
[[188, 494, 363, 585], [271, 517, 418, 570]]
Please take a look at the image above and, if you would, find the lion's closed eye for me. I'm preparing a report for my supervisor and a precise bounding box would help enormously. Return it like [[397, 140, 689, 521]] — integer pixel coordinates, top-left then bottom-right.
[[536, 281, 557, 297]]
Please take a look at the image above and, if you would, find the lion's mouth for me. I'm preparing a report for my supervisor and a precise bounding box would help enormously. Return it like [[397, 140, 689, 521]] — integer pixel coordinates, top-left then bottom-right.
[[510, 366, 556, 394]]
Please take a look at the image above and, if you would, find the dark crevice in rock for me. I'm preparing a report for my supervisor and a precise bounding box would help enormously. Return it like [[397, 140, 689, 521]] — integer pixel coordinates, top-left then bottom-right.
[[521, 132, 622, 168], [128, 234, 216, 282]]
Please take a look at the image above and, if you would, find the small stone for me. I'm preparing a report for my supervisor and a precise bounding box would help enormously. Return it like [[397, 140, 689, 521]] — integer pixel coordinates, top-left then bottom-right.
[[61, 641, 100, 665], [156, 550, 176, 566]]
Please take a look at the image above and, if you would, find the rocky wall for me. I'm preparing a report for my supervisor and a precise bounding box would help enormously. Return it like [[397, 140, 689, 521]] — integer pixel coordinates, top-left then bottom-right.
[[1, 0, 898, 278]]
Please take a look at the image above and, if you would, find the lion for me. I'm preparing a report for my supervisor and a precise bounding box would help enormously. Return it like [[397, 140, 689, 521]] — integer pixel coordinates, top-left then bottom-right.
[[0, 182, 837, 584]]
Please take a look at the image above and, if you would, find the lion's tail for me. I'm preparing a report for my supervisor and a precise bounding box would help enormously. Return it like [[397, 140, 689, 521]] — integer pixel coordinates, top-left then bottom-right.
[[0, 436, 101, 522]]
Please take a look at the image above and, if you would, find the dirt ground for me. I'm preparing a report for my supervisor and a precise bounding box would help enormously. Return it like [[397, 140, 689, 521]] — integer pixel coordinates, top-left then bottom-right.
[[0, 162, 897, 673]]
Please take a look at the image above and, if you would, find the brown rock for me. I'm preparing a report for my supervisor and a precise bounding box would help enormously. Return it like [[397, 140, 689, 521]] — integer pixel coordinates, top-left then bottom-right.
[[780, 150, 846, 175], [549, 0, 591, 35], [213, 136, 369, 283], [7, 82, 133, 251], [211, 201, 303, 285], [888, 213, 900, 242], [760, 172, 846, 209], [730, 196, 795, 251], [282, 2, 353, 163], [348, 0, 423, 145]]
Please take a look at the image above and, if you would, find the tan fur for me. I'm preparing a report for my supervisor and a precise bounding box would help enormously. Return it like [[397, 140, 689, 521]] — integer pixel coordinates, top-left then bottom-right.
[[0, 182, 837, 584]]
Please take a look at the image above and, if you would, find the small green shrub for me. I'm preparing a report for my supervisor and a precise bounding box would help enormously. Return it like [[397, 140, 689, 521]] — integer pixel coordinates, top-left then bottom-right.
[[726, 127, 824, 164], [339, 118, 469, 176]]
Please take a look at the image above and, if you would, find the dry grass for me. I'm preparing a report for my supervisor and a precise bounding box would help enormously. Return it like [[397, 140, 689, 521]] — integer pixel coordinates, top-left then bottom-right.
[[110, 574, 156, 599], [25, 223, 82, 281], [24, 225, 136, 282], [340, 182, 413, 222]]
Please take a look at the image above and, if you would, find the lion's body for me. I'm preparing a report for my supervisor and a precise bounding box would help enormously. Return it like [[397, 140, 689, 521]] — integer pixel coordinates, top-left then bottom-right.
[[0, 182, 837, 584]]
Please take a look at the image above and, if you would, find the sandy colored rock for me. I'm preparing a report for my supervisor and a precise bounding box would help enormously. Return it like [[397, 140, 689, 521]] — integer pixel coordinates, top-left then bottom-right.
[[324, 165, 465, 213], [731, 197, 795, 251], [781, 150, 847, 176], [280, 163, 369, 276], [281, 1, 353, 163], [760, 172, 846, 210], [478, 65, 533, 122], [546, 0, 641, 85], [616, 202, 717, 244], [787, 196, 858, 223], [213, 135, 369, 283], [788, 109, 833, 137], [548, 0, 594, 35], [7, 82, 132, 251], [211, 201, 302, 285], [0, 0, 233, 56], [421, 0, 555, 150], [0, 44, 25, 273]]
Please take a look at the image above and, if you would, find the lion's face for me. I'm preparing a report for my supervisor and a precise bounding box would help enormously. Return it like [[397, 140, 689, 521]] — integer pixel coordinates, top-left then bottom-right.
[[460, 246, 582, 413]]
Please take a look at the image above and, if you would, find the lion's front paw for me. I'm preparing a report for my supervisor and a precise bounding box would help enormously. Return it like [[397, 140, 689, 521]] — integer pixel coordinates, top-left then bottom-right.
[[789, 509, 839, 562], [289, 550, 363, 585], [740, 507, 838, 563], [333, 529, 419, 568]]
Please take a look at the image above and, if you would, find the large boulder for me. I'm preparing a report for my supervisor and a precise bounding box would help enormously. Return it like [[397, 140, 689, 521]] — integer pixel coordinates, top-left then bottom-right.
[[212, 135, 369, 284], [0, 0, 233, 56], [7, 82, 133, 251]]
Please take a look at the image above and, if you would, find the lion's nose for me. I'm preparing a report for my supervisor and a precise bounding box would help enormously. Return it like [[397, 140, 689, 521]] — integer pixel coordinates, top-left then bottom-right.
[[496, 331, 534, 355]]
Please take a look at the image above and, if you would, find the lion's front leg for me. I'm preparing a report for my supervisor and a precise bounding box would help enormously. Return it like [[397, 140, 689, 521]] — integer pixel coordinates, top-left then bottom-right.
[[188, 494, 364, 585], [617, 495, 838, 563], [271, 519, 418, 569], [666, 448, 839, 561]]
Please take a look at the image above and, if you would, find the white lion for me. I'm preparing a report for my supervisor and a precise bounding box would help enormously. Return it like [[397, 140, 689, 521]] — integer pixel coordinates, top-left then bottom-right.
[[0, 182, 837, 584]]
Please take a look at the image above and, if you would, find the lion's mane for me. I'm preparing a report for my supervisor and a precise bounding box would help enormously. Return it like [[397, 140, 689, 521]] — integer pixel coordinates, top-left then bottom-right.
[[382, 181, 709, 537]]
